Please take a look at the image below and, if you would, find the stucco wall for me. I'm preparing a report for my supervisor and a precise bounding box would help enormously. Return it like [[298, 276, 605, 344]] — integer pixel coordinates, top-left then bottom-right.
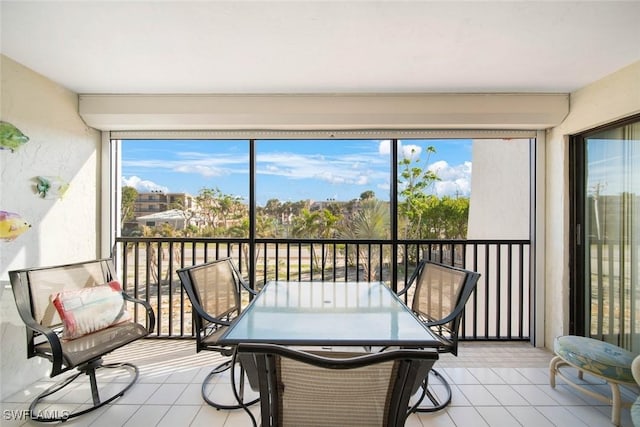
[[0, 55, 101, 399], [467, 138, 531, 240], [545, 60, 640, 347]]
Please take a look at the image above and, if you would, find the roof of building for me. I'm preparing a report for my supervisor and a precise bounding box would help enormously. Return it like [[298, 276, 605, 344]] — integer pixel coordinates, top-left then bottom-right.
[[136, 209, 185, 221]]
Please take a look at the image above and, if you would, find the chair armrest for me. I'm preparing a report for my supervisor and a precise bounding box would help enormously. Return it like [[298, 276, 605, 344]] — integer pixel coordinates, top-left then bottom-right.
[[397, 281, 412, 297], [397, 260, 426, 297], [239, 277, 258, 296], [198, 309, 232, 327], [229, 261, 258, 296], [423, 308, 462, 328], [122, 293, 156, 333], [21, 316, 65, 376], [9, 273, 66, 374]]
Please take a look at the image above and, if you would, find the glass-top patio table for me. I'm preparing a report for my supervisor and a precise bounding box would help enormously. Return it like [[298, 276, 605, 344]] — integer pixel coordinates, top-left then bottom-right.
[[219, 280, 441, 348]]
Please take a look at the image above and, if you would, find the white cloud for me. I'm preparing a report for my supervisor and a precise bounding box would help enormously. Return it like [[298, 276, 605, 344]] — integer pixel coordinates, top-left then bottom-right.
[[378, 140, 391, 155], [124, 152, 245, 180], [428, 160, 472, 197], [123, 176, 169, 193], [378, 140, 421, 160], [174, 164, 226, 177], [258, 151, 383, 187], [355, 175, 369, 185], [377, 181, 390, 192], [315, 170, 347, 184], [400, 144, 421, 160]]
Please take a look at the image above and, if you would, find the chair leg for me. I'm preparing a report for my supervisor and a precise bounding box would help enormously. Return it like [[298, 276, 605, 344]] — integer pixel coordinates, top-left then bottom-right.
[[230, 354, 259, 427], [29, 361, 139, 422], [89, 366, 101, 405], [549, 355, 563, 388], [201, 358, 259, 410], [411, 368, 452, 413], [609, 381, 622, 426]]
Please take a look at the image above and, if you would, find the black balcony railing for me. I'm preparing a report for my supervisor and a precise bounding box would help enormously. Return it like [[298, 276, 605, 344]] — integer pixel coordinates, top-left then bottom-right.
[[114, 237, 531, 341]]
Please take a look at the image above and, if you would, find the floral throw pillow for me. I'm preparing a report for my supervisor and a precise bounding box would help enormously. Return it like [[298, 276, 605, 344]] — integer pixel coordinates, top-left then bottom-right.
[[52, 281, 131, 340]]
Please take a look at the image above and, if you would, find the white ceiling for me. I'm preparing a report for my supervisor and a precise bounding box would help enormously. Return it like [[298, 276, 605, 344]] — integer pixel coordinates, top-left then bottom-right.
[[1, 1, 640, 95]]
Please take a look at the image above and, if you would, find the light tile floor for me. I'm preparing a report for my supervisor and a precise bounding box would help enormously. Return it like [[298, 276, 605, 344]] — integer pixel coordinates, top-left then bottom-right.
[[1, 340, 638, 426]]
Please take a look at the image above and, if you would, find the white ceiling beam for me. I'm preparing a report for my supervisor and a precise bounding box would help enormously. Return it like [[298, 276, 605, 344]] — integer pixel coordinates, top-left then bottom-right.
[[79, 93, 569, 131]]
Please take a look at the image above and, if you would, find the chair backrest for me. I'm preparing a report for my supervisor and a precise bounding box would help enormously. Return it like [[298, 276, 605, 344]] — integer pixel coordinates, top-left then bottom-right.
[[239, 343, 438, 427], [178, 258, 241, 320], [10, 259, 115, 330], [405, 260, 480, 355], [177, 258, 253, 351]]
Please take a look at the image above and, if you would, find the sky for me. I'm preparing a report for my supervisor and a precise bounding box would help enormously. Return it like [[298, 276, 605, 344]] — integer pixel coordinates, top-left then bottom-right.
[[121, 139, 473, 206], [586, 138, 640, 196]]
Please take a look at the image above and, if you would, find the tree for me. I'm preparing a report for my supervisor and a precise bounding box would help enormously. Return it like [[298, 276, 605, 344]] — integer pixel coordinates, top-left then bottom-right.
[[291, 208, 321, 238], [217, 193, 243, 229], [121, 186, 138, 222], [425, 196, 469, 239], [263, 198, 282, 218], [396, 145, 471, 263], [340, 199, 390, 279], [360, 190, 376, 200], [194, 187, 248, 236], [397, 145, 440, 240], [195, 187, 220, 228], [290, 207, 343, 272], [169, 197, 197, 234]]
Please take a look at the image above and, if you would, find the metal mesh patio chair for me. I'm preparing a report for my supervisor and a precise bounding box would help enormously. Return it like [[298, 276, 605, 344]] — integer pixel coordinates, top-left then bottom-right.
[[397, 259, 481, 412], [237, 343, 439, 427], [9, 258, 155, 422], [177, 258, 259, 409]]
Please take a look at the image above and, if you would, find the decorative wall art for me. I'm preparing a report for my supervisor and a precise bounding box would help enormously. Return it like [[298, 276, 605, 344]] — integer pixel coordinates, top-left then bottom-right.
[[34, 176, 70, 199], [0, 210, 31, 241], [0, 121, 29, 152]]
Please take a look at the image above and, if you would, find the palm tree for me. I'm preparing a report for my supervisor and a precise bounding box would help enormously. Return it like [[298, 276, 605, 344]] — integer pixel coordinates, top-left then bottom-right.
[[340, 199, 390, 280]]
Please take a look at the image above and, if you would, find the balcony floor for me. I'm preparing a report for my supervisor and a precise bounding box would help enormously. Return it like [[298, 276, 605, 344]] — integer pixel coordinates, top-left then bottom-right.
[[1, 340, 637, 426]]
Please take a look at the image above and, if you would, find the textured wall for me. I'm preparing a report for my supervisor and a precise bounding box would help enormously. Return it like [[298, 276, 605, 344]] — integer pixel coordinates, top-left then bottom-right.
[[467, 138, 531, 240], [0, 54, 100, 399]]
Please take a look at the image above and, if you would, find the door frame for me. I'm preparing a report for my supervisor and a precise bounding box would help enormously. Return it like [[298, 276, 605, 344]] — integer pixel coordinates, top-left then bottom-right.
[[569, 113, 640, 338]]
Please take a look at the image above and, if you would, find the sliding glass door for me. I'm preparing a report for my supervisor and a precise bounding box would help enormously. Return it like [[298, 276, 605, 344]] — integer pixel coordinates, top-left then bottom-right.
[[571, 115, 640, 352]]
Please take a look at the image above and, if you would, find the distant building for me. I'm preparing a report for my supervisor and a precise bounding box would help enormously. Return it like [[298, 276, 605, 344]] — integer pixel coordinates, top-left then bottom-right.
[[121, 191, 196, 234], [134, 191, 194, 218]]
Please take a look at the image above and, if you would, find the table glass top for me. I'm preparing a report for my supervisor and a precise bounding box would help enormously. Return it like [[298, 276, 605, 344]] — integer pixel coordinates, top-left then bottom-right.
[[219, 280, 439, 347]]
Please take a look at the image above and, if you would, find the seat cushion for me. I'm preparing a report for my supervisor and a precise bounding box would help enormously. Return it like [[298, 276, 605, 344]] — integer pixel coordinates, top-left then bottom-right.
[[554, 335, 635, 383]]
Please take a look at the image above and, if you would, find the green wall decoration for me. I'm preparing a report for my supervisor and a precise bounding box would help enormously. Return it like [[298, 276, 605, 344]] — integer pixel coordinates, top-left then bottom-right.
[[0, 121, 29, 152], [34, 176, 70, 199]]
